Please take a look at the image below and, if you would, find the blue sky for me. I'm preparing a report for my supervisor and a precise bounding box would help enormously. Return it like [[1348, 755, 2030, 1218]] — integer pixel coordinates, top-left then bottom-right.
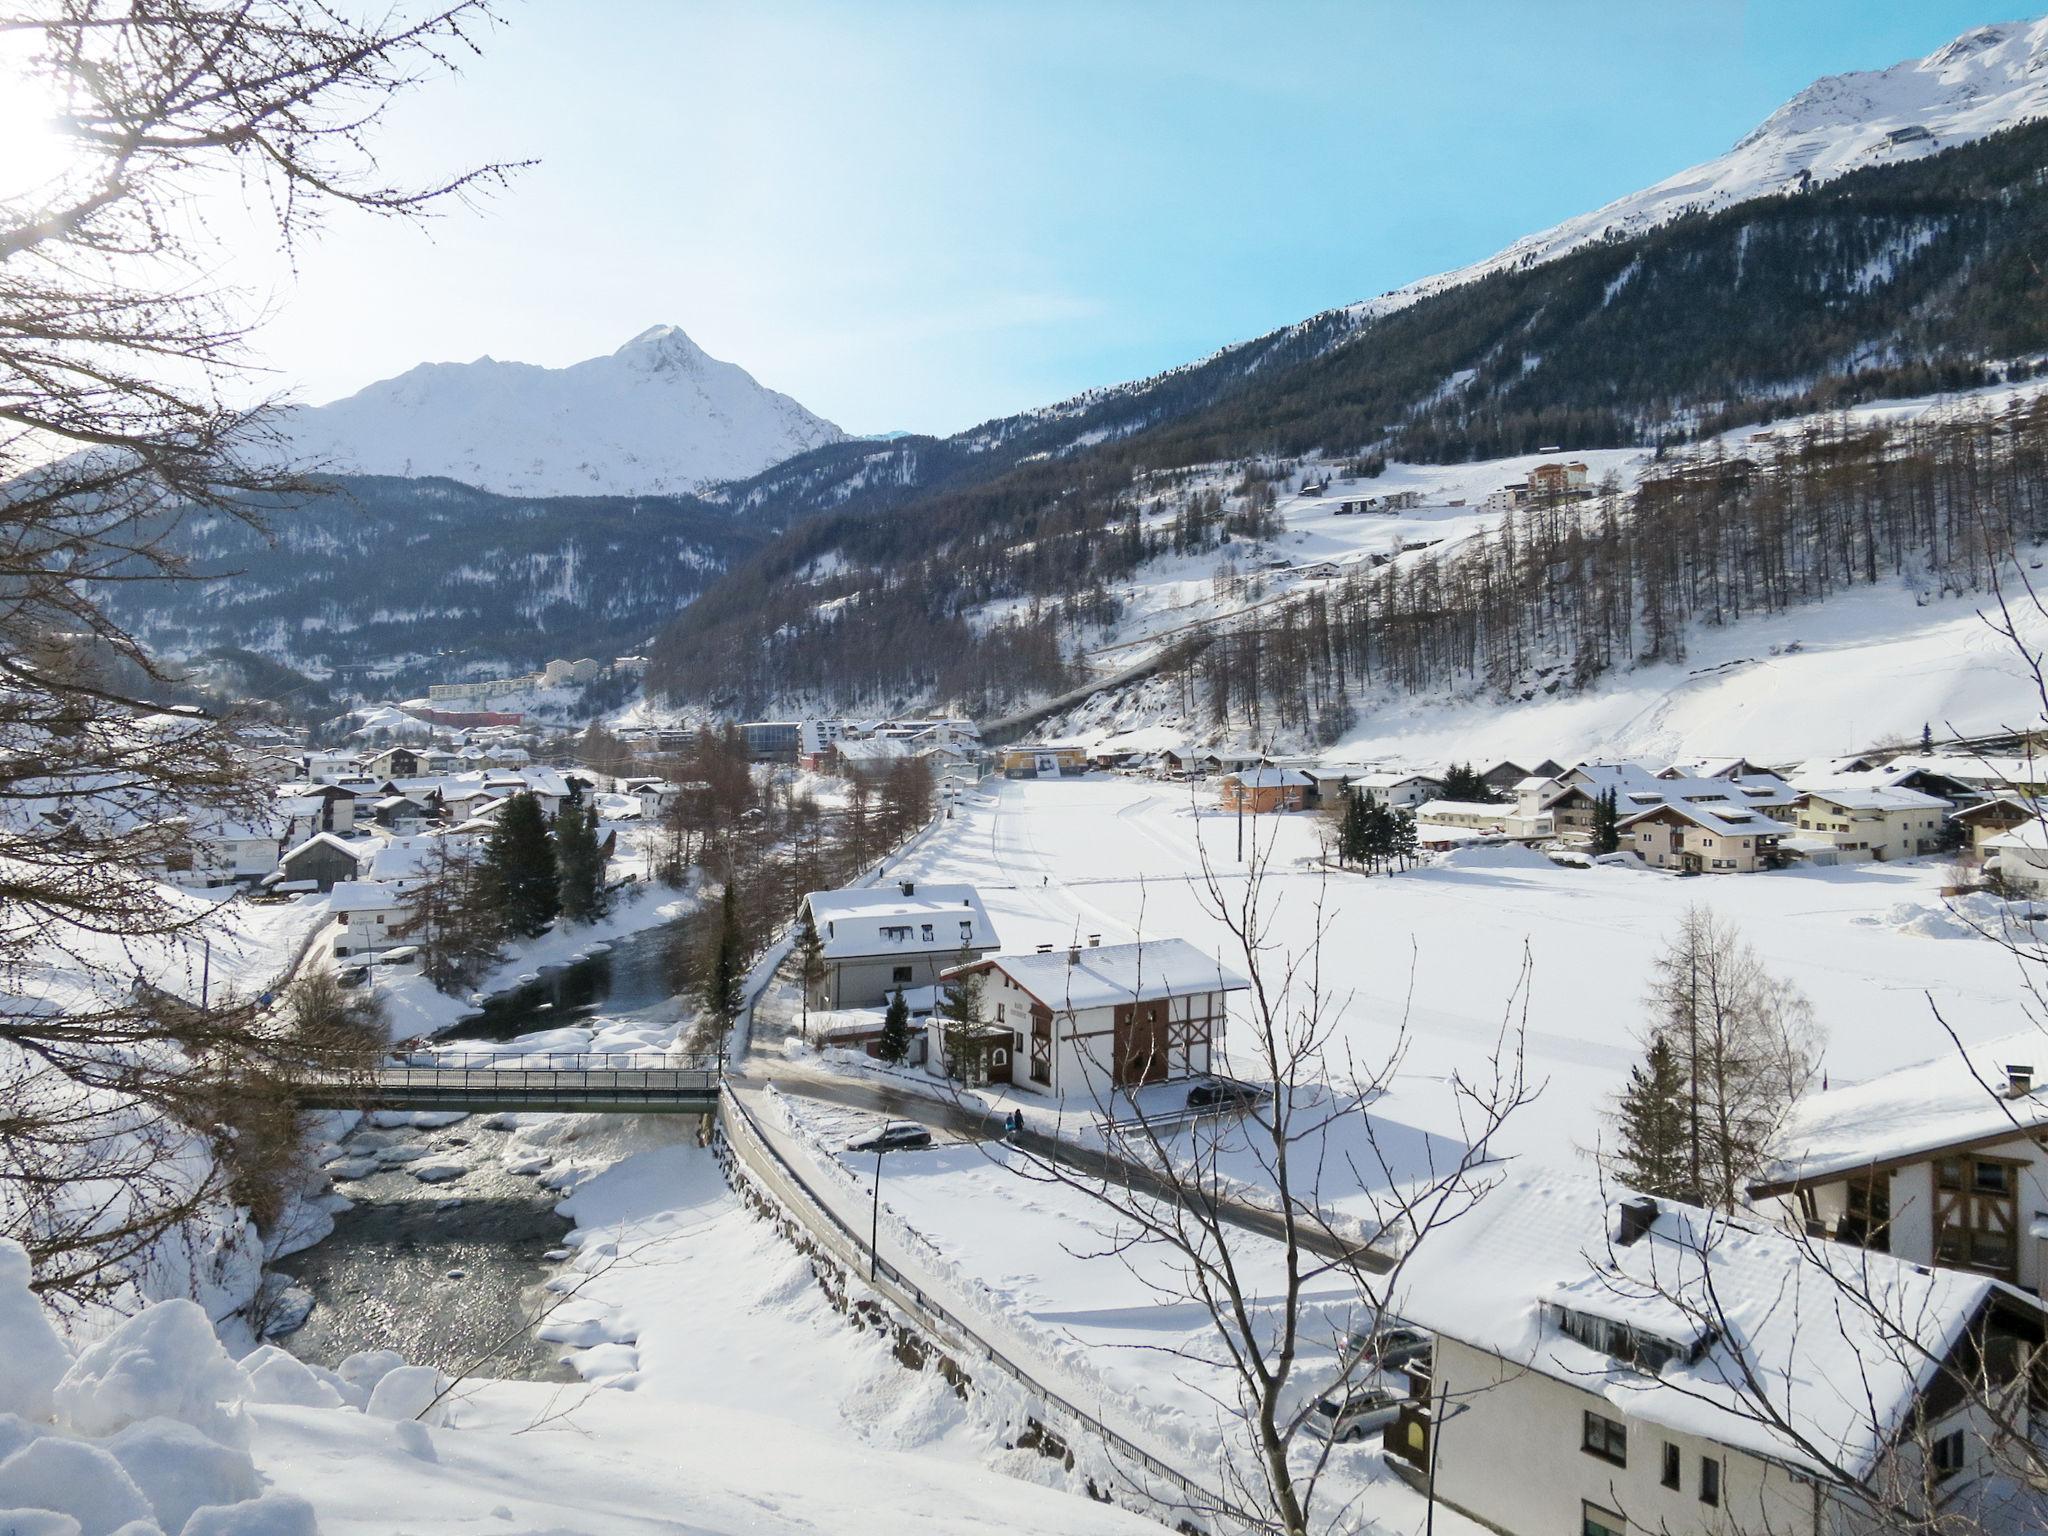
[[258, 1, 2035, 436]]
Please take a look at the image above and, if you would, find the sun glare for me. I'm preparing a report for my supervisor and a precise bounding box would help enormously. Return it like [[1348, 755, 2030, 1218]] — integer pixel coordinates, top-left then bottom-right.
[[0, 43, 83, 204]]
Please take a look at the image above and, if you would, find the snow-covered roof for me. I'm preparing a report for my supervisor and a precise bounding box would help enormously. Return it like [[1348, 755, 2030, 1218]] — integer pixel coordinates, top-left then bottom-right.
[[803, 884, 998, 960], [1617, 799, 1780, 839], [1986, 820, 2048, 854], [1392, 1171, 2001, 1478], [327, 880, 408, 914], [1228, 767, 1311, 789], [1757, 1029, 2048, 1190], [966, 938, 1249, 1013], [1349, 769, 1441, 789], [1799, 785, 1950, 813], [1415, 799, 1508, 820], [281, 832, 364, 866]]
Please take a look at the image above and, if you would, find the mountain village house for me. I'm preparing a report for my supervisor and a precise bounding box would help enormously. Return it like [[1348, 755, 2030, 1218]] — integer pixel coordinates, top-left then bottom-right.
[[936, 937, 1246, 1102], [1393, 1174, 2045, 1536], [1343, 769, 1444, 808], [1790, 786, 1952, 863], [1753, 1032, 2048, 1299], [329, 881, 411, 959], [800, 881, 1000, 1010], [1219, 766, 1312, 814], [1985, 820, 2048, 893], [1620, 799, 1784, 872], [1952, 795, 2039, 855], [1000, 742, 1089, 779]]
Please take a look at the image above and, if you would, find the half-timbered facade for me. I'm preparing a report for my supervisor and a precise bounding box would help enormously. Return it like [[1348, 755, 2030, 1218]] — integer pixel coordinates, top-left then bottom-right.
[[1754, 1030, 2048, 1300]]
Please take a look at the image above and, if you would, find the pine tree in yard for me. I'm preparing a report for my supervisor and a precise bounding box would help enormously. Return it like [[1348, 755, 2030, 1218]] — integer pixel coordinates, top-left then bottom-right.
[[1391, 807, 1419, 870], [1361, 795, 1395, 873], [938, 944, 989, 1081], [1611, 1036, 1692, 1200], [700, 881, 746, 1040], [1592, 787, 1621, 855], [794, 903, 827, 1035], [555, 798, 609, 925], [1338, 790, 1369, 868], [877, 989, 912, 1065], [481, 792, 560, 937], [1921, 721, 1935, 753]]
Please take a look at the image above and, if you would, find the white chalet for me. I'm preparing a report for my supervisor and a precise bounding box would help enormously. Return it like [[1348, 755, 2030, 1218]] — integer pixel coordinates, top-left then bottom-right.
[[329, 880, 411, 958], [1395, 1173, 2045, 1536], [938, 938, 1247, 1103], [1754, 1031, 2048, 1300], [802, 881, 999, 1010]]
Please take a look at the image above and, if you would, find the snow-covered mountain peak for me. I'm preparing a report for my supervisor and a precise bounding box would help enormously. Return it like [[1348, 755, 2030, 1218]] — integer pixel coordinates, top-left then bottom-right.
[[1333, 16, 2048, 327], [615, 323, 712, 367], [283, 325, 845, 499]]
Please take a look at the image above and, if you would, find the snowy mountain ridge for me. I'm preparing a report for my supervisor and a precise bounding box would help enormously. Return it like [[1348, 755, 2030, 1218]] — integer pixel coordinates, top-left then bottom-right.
[[281, 323, 845, 499], [1336, 16, 2048, 327], [988, 17, 2048, 442]]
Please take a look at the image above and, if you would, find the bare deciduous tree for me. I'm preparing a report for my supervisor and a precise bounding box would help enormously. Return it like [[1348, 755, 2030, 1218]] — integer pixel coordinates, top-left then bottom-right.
[[941, 818, 1537, 1534], [0, 0, 509, 1310]]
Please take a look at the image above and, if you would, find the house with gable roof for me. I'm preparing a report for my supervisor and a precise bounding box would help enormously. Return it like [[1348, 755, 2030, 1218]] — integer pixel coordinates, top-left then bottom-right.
[[1392, 1173, 2045, 1536]]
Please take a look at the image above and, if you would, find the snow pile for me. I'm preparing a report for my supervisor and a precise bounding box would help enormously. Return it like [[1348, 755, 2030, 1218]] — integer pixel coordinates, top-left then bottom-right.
[[281, 324, 844, 498], [1435, 842, 1555, 872], [0, 1238, 395, 1535], [1866, 890, 2042, 942]]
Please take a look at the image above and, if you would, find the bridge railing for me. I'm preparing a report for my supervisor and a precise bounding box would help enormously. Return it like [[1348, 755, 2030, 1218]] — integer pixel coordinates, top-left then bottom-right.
[[393, 1050, 722, 1074], [300, 1050, 725, 1105]]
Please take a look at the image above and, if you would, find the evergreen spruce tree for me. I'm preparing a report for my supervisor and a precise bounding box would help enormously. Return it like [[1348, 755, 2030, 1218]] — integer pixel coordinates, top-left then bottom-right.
[[1921, 722, 1935, 753], [1592, 787, 1622, 855], [877, 988, 912, 1065], [555, 798, 608, 924], [480, 792, 559, 937], [1339, 790, 1369, 868], [938, 943, 989, 1081], [1611, 1035, 1692, 1201], [794, 904, 827, 1036], [1361, 795, 1395, 872], [701, 880, 746, 1039], [1390, 807, 1419, 870]]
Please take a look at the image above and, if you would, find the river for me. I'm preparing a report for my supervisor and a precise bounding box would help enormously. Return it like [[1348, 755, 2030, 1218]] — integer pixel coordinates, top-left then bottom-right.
[[276, 911, 700, 1383]]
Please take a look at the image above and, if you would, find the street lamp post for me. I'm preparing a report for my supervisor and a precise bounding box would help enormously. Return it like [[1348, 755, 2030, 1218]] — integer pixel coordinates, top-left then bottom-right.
[[869, 1144, 886, 1282]]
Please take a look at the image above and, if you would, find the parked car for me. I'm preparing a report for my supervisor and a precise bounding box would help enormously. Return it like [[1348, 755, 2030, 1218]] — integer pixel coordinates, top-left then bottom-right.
[[1186, 1079, 1263, 1112], [1303, 1384, 1405, 1443], [334, 965, 371, 989], [374, 945, 418, 966], [1344, 1324, 1432, 1371], [847, 1121, 934, 1154]]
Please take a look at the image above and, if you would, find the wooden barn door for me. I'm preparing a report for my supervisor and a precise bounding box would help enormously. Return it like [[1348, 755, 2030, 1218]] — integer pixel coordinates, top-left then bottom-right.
[[1114, 1001, 1170, 1088]]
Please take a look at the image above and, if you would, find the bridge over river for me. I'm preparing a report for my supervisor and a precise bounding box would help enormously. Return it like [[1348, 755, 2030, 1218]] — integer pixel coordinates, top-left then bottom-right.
[[299, 1052, 722, 1116]]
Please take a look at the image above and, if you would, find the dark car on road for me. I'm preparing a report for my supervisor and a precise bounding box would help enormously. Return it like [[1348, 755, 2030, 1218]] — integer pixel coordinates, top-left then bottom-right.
[[847, 1121, 934, 1154]]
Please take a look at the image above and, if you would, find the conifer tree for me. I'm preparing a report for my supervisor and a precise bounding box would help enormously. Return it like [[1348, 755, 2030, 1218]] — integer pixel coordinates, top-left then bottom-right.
[[794, 904, 827, 1035], [938, 944, 989, 1081], [1592, 787, 1622, 855], [1611, 1035, 1692, 1200], [877, 989, 912, 1065], [555, 798, 608, 925], [1390, 807, 1419, 870], [481, 793, 560, 937], [701, 880, 747, 1039]]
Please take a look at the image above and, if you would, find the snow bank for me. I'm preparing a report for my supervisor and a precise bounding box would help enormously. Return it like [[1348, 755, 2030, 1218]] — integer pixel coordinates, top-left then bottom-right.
[[1435, 843, 1554, 871]]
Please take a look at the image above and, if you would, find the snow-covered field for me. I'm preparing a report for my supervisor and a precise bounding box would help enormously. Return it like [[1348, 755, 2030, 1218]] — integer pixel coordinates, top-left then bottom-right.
[[886, 778, 2032, 1167]]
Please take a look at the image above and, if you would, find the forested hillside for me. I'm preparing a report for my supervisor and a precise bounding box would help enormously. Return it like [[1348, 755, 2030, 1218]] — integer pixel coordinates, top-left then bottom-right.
[[112, 476, 771, 696], [650, 119, 2048, 714]]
